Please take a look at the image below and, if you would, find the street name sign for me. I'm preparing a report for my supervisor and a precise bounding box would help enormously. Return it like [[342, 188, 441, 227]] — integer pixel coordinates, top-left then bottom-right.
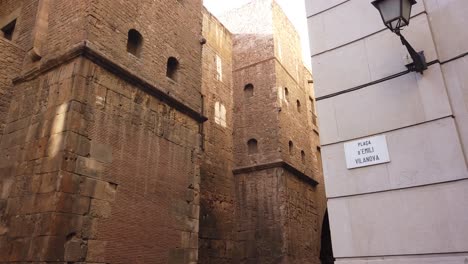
[[344, 135, 390, 169]]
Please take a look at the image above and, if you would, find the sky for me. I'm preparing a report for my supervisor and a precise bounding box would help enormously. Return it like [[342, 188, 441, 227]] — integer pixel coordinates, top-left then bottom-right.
[[203, 0, 312, 69]]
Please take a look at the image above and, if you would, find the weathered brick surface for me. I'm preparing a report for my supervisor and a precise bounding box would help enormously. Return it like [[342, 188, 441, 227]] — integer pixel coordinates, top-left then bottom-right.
[[0, 57, 202, 263], [215, 1, 326, 263], [199, 8, 236, 264], [86, 0, 204, 112], [84, 59, 201, 263], [0, 0, 326, 263], [220, 0, 275, 71], [0, 0, 204, 263], [0, 39, 24, 137], [235, 168, 288, 263], [0, 0, 38, 50], [232, 59, 282, 167]]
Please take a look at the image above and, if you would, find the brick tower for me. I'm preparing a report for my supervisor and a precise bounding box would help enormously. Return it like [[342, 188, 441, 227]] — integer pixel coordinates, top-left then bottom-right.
[[208, 1, 326, 263], [0, 0, 205, 263]]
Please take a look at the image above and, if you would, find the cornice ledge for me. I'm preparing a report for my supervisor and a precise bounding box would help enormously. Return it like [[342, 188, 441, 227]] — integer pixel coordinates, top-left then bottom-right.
[[233, 160, 319, 187], [13, 41, 208, 123]]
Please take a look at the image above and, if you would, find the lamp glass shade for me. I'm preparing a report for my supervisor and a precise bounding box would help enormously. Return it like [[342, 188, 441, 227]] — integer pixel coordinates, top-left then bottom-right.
[[402, 0, 413, 23], [372, 0, 416, 32]]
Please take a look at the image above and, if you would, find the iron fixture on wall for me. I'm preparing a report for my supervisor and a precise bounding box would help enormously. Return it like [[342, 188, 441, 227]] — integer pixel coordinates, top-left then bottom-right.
[[372, 0, 427, 74]]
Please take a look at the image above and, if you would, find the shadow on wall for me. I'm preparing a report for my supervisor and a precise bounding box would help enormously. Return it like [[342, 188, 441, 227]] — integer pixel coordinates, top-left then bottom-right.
[[320, 210, 335, 264]]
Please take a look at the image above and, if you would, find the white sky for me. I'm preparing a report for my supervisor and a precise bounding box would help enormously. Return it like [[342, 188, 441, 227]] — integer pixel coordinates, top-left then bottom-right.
[[203, 0, 312, 69]]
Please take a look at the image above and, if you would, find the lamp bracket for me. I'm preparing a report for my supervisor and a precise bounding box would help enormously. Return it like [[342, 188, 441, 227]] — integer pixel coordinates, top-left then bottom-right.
[[396, 31, 427, 74], [405, 51, 427, 73]]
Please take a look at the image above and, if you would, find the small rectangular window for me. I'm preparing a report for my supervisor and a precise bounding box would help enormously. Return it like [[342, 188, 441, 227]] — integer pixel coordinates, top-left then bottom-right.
[[215, 55, 223, 81], [214, 101, 226, 127], [1, 19, 17, 41]]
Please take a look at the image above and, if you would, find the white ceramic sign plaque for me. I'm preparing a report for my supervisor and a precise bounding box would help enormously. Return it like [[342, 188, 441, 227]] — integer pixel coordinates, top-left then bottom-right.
[[344, 135, 390, 169]]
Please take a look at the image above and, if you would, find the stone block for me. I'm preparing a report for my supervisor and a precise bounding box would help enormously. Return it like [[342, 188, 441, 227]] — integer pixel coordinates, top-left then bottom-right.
[[64, 238, 87, 262], [56, 192, 90, 215], [30, 235, 66, 261], [28, 192, 57, 214], [64, 132, 91, 157], [75, 156, 105, 179], [38, 172, 60, 193], [0, 236, 10, 261], [57, 171, 81, 194], [37, 213, 83, 237], [8, 215, 35, 238], [8, 238, 31, 261], [80, 177, 117, 201], [89, 199, 111, 218], [0, 174, 14, 199], [81, 215, 99, 239]]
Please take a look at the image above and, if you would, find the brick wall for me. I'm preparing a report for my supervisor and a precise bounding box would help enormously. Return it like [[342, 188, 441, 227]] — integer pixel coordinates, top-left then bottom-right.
[[235, 169, 321, 264], [0, 0, 38, 50], [220, 1, 327, 263], [232, 59, 282, 168], [235, 168, 287, 263], [84, 59, 201, 263], [86, 0, 204, 112], [220, 0, 275, 71], [0, 0, 326, 263], [0, 55, 202, 263], [199, 8, 236, 264], [0, 0, 205, 263], [0, 39, 24, 137], [272, 1, 302, 83]]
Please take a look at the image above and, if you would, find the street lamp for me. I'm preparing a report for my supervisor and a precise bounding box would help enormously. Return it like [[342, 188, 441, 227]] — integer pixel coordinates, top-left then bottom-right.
[[372, 0, 427, 74]]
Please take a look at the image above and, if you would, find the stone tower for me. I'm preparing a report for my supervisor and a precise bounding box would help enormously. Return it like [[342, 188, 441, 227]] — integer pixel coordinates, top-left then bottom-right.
[[0, 0, 205, 262], [199, 7, 237, 264], [0, 0, 326, 263], [199, 1, 326, 263]]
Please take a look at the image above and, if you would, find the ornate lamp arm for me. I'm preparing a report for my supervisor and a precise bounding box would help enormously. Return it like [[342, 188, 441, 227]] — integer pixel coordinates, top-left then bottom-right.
[[395, 31, 427, 74]]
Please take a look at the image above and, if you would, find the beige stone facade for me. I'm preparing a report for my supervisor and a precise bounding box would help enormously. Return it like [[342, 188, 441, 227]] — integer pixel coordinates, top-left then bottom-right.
[[306, 0, 468, 263], [0, 0, 325, 263]]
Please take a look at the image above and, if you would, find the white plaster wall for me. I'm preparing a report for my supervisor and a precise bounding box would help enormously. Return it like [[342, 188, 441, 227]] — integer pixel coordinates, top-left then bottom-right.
[[307, 0, 425, 55], [442, 56, 468, 164], [312, 14, 438, 97], [424, 0, 468, 62], [306, 0, 468, 262], [322, 117, 468, 197], [305, 0, 347, 17], [328, 180, 468, 258], [335, 254, 468, 264], [317, 64, 452, 145]]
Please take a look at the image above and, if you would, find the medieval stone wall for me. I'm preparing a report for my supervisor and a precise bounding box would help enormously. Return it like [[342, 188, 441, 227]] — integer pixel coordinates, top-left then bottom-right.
[[0, 55, 202, 263], [84, 59, 201, 264], [86, 0, 204, 112], [199, 8, 236, 264], [0, 0, 38, 50], [220, 0, 275, 71], [0, 0, 326, 263], [0, 39, 24, 137], [272, 1, 302, 84], [235, 168, 287, 263], [217, 1, 326, 263], [232, 59, 281, 168], [0, 0, 204, 262]]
